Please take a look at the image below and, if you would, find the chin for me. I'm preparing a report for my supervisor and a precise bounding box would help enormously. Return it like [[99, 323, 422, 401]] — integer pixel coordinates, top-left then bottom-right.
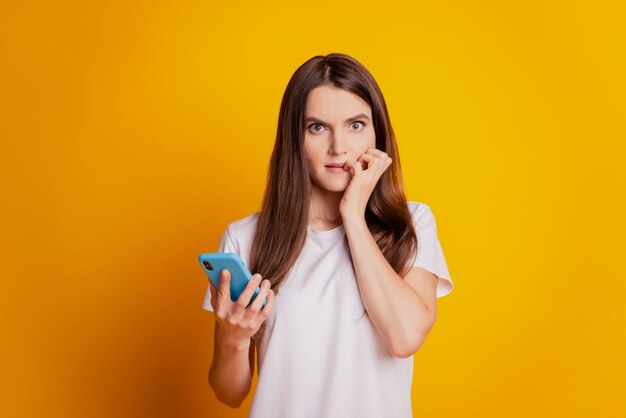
[[321, 181, 348, 193], [327, 185, 347, 193], [313, 177, 348, 193]]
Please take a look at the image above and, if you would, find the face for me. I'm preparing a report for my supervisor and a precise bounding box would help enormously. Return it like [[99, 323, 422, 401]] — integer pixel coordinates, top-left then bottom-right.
[[303, 84, 376, 193]]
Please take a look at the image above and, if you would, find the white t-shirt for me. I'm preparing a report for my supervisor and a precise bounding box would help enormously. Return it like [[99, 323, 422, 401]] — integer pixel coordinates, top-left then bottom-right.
[[202, 201, 454, 418]]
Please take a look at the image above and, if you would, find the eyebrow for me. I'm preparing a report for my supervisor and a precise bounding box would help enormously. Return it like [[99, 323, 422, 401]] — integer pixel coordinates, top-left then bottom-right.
[[304, 113, 371, 124]]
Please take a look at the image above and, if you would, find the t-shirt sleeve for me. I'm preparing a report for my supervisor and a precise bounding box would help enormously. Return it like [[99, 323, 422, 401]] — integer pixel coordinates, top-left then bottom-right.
[[202, 225, 238, 312], [408, 204, 454, 298]]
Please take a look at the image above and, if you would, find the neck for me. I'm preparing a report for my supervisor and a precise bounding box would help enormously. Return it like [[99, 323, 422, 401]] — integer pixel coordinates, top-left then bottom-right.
[[309, 184, 343, 227]]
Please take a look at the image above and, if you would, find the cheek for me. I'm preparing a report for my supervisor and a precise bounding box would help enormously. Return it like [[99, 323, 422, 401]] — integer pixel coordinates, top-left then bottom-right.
[[367, 129, 376, 148], [303, 148, 321, 175], [355, 128, 376, 153], [304, 141, 324, 160], [302, 142, 315, 161], [357, 136, 376, 154]]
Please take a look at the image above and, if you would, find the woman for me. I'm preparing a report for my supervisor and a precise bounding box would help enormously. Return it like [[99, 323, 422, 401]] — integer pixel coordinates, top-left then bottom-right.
[[202, 52, 454, 418]]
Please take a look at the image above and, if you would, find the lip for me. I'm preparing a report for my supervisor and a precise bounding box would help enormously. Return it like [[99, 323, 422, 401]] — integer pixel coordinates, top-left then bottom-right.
[[326, 166, 348, 173], [325, 162, 346, 168]]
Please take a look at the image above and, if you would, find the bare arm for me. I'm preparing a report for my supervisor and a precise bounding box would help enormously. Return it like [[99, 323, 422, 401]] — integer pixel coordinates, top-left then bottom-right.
[[342, 214, 437, 358], [208, 324, 255, 408], [207, 269, 272, 408], [339, 150, 438, 358]]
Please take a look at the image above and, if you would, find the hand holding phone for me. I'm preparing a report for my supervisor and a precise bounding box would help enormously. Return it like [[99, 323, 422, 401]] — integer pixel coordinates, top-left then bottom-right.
[[199, 253, 267, 308], [199, 253, 275, 346]]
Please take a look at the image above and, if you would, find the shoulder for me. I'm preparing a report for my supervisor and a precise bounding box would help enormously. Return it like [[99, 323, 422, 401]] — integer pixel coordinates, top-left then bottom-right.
[[226, 211, 260, 243], [406, 201, 436, 231]]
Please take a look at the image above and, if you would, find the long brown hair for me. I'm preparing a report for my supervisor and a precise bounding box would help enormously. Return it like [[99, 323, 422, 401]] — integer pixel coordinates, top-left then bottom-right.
[[249, 52, 418, 339]]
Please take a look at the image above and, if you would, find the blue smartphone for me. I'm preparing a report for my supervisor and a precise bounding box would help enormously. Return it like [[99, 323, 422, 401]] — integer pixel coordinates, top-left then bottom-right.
[[198, 253, 267, 309]]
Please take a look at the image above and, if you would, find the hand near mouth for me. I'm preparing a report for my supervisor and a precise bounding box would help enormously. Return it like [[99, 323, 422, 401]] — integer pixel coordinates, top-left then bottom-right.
[[339, 148, 393, 219]]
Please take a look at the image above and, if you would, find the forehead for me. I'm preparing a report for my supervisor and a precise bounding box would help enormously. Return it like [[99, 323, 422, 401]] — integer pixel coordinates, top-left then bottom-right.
[[305, 84, 371, 120]]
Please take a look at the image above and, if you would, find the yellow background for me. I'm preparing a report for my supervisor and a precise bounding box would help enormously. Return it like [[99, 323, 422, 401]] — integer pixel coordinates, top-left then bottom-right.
[[2, 1, 625, 417]]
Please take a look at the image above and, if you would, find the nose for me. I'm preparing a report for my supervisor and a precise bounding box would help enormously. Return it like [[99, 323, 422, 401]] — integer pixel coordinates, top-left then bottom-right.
[[329, 131, 348, 155]]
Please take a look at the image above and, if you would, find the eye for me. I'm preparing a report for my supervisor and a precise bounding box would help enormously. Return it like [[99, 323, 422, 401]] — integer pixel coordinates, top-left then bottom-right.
[[350, 121, 365, 131], [308, 123, 325, 133]]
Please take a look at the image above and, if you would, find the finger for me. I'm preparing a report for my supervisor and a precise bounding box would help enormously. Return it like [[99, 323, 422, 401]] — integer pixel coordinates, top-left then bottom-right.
[[259, 288, 275, 318], [217, 269, 232, 303], [209, 280, 218, 306], [358, 153, 374, 169], [344, 158, 358, 176], [235, 273, 262, 311], [366, 148, 386, 157], [248, 279, 271, 312], [353, 156, 363, 175], [369, 151, 390, 171], [370, 149, 390, 167]]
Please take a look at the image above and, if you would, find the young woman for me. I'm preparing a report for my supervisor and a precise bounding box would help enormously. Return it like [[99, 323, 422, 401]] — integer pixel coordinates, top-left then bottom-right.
[[202, 52, 454, 418]]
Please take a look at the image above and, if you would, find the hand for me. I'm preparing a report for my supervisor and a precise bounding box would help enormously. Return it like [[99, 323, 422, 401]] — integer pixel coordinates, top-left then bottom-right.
[[210, 269, 275, 349], [339, 148, 393, 219]]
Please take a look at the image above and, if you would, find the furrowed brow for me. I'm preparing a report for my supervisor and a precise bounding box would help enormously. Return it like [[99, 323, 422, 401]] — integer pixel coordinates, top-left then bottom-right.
[[304, 113, 370, 124]]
